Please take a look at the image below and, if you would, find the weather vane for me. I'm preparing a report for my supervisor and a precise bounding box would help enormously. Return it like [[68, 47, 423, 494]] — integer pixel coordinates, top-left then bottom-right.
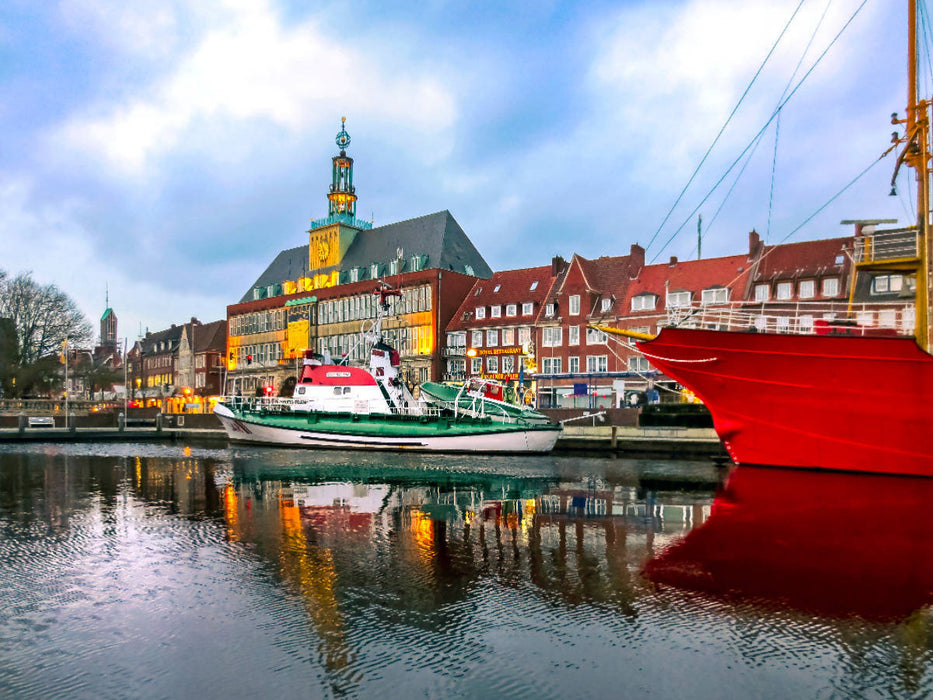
[[336, 116, 351, 151]]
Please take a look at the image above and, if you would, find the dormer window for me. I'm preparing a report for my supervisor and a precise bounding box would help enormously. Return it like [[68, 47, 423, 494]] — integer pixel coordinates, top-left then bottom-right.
[[701, 287, 729, 305], [389, 260, 399, 275], [600, 298, 612, 312], [822, 277, 840, 297], [522, 302, 533, 315], [506, 304, 517, 317], [370, 263, 380, 279], [474, 287, 483, 296], [631, 294, 657, 312], [475, 306, 486, 319], [350, 268, 359, 283], [666, 291, 691, 308], [490, 305, 502, 318], [798, 280, 815, 299], [545, 302, 556, 317]]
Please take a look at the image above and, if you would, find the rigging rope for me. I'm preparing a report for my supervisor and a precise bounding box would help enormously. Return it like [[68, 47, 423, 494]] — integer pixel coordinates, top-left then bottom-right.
[[642, 0, 807, 254], [649, 0, 871, 264], [766, 109, 782, 244]]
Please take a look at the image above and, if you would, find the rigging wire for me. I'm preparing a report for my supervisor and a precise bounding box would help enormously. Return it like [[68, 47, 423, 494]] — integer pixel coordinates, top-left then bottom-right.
[[648, 0, 872, 264], [766, 109, 782, 244], [642, 0, 807, 254], [919, 1, 933, 96], [685, 0, 835, 258]]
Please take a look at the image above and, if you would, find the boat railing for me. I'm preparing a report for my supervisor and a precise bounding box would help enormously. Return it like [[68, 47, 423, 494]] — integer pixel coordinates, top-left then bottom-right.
[[661, 300, 916, 337], [853, 227, 920, 264], [219, 395, 447, 419]]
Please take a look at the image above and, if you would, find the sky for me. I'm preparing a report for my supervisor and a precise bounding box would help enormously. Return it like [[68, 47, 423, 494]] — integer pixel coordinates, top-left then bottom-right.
[[0, 0, 920, 344]]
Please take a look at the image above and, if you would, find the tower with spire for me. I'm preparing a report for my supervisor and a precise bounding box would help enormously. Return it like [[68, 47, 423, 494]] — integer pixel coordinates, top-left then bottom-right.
[[100, 285, 117, 352], [307, 117, 372, 282]]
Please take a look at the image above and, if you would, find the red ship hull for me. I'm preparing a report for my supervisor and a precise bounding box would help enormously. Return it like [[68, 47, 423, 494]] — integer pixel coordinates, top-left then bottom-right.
[[638, 327, 933, 476]]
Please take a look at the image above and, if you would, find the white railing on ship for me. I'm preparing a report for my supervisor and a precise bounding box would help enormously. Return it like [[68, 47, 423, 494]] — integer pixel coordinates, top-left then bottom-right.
[[655, 300, 916, 337], [853, 227, 919, 263], [219, 395, 446, 418]]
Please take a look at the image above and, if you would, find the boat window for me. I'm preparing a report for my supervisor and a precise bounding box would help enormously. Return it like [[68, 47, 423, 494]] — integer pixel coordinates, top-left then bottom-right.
[[297, 387, 306, 395], [333, 387, 342, 395], [343, 387, 352, 394]]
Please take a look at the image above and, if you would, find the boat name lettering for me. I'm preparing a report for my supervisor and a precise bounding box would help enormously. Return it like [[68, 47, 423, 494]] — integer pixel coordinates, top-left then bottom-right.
[[325, 371, 352, 378]]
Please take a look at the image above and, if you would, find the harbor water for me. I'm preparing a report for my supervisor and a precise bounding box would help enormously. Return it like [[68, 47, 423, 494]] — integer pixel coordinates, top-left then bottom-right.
[[0, 443, 930, 699]]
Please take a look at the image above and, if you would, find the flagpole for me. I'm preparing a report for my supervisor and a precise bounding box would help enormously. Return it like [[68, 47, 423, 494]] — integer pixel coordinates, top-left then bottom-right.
[[63, 338, 69, 428]]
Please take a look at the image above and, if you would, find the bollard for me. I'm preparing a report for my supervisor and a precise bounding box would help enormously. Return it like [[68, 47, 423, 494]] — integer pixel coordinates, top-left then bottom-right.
[[610, 425, 618, 449], [118, 412, 125, 432], [17, 413, 26, 435], [155, 412, 163, 432], [69, 412, 76, 433]]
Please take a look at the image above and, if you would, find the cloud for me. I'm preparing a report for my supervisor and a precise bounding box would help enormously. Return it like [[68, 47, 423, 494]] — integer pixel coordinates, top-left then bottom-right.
[[51, 0, 458, 173]]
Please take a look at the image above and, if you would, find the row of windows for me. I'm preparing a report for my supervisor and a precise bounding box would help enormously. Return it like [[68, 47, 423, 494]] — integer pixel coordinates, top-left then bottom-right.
[[632, 287, 729, 312], [144, 355, 172, 370], [754, 277, 841, 302], [231, 343, 283, 368], [146, 373, 172, 388], [475, 301, 534, 320], [232, 309, 286, 337], [539, 355, 609, 374], [466, 326, 534, 348], [319, 285, 432, 325], [541, 326, 607, 348], [468, 355, 521, 374], [319, 324, 433, 359]]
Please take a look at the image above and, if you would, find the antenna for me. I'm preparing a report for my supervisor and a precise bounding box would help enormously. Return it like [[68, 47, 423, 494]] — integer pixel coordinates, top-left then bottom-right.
[[697, 214, 702, 260]]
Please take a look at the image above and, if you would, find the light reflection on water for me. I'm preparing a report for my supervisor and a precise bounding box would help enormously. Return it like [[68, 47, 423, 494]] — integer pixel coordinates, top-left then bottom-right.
[[0, 443, 930, 699]]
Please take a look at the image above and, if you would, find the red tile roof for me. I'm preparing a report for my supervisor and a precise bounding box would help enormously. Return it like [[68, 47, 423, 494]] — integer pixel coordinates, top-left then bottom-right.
[[446, 265, 559, 331], [622, 254, 753, 314], [754, 236, 852, 281]]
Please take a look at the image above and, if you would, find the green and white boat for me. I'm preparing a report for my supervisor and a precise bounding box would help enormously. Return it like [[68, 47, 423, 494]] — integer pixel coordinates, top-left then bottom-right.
[[419, 379, 552, 424], [214, 287, 561, 453]]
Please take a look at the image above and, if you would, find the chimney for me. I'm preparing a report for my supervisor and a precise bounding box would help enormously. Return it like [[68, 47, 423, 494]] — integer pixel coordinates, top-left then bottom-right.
[[629, 243, 645, 275], [552, 255, 566, 276], [748, 230, 762, 258], [669, 256, 678, 267]]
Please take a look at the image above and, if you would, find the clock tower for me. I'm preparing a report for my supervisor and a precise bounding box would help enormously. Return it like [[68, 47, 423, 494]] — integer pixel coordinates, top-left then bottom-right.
[[308, 117, 371, 277]]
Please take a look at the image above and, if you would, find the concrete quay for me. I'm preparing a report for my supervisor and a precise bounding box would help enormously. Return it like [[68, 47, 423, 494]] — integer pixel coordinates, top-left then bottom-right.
[[0, 423, 728, 459]]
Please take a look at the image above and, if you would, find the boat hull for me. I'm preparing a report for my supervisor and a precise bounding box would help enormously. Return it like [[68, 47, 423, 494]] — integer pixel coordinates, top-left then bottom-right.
[[638, 327, 933, 476], [213, 403, 561, 453]]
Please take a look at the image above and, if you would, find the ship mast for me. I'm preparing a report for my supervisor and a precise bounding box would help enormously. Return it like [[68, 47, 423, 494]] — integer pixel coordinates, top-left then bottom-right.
[[858, 1, 932, 351], [908, 0, 932, 351]]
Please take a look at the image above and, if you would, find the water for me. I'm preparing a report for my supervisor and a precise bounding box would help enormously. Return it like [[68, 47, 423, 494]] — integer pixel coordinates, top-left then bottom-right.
[[0, 443, 930, 699]]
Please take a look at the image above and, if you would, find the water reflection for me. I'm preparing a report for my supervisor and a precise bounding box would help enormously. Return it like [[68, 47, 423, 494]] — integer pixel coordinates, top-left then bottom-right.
[[645, 466, 933, 621], [2, 445, 931, 698]]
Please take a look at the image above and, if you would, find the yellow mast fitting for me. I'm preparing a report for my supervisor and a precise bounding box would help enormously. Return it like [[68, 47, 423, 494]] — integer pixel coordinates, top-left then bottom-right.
[[588, 324, 656, 342]]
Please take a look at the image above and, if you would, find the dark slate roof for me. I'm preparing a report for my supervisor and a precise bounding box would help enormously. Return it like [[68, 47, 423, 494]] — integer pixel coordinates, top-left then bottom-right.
[[193, 320, 227, 353], [239, 210, 492, 302], [141, 325, 184, 355]]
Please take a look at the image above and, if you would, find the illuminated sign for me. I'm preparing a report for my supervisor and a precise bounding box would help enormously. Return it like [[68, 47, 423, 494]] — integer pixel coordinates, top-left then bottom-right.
[[472, 346, 522, 357]]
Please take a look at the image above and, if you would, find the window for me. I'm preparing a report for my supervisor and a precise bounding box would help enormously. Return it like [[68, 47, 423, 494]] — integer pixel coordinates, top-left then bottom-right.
[[501, 328, 514, 346], [629, 356, 651, 372], [568, 326, 580, 345], [490, 305, 502, 318], [569, 295, 581, 315], [522, 302, 533, 316], [350, 268, 359, 283], [701, 288, 729, 305], [475, 306, 486, 319], [872, 274, 910, 294], [776, 282, 793, 300], [586, 355, 608, 372], [601, 298, 612, 312], [799, 280, 815, 299], [502, 356, 514, 373], [474, 287, 483, 296], [822, 277, 840, 297], [776, 316, 791, 333], [530, 281, 539, 291], [471, 357, 482, 374], [586, 327, 608, 344], [835, 254, 845, 265], [542, 357, 562, 374], [545, 303, 556, 317], [486, 329, 499, 347], [493, 284, 501, 293], [486, 356, 499, 373], [568, 356, 580, 373], [518, 327, 531, 345], [667, 291, 691, 308], [506, 304, 517, 317], [542, 326, 562, 347], [754, 284, 769, 302], [389, 260, 399, 275], [471, 330, 483, 348], [631, 294, 656, 311]]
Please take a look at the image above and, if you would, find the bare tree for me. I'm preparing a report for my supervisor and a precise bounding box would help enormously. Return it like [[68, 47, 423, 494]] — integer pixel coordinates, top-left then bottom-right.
[[0, 271, 92, 366]]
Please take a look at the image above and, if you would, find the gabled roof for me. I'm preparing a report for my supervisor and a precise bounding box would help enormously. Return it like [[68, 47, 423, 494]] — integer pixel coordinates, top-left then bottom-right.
[[447, 264, 557, 332], [754, 236, 852, 281], [192, 320, 227, 353], [240, 210, 492, 303], [623, 254, 752, 312], [141, 325, 184, 355]]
